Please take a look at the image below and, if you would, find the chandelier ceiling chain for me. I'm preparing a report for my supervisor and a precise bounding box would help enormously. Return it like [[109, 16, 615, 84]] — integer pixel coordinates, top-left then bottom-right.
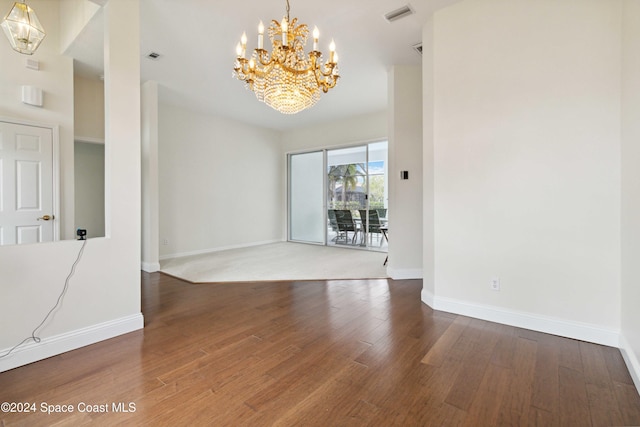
[[1, 0, 46, 55], [233, 0, 340, 115]]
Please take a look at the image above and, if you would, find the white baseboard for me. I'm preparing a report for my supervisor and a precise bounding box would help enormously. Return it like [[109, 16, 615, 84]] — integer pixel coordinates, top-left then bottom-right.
[[141, 261, 161, 272], [421, 290, 619, 347], [388, 268, 423, 280], [160, 239, 283, 261], [620, 334, 640, 394], [421, 288, 435, 307], [0, 313, 144, 373]]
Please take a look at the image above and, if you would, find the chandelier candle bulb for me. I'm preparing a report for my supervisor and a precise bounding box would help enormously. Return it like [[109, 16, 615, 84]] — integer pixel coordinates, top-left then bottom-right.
[[241, 32, 247, 57], [329, 39, 336, 63], [313, 26, 319, 51], [17, 22, 27, 40], [281, 18, 288, 46], [258, 21, 264, 49]]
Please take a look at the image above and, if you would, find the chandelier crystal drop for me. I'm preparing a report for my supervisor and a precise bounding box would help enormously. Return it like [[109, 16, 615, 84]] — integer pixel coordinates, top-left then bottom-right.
[[233, 0, 340, 115], [1, 0, 45, 55]]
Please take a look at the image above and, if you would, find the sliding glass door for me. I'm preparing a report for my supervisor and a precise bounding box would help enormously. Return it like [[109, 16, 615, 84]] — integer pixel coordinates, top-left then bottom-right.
[[327, 146, 368, 246], [288, 141, 388, 250], [289, 151, 325, 243]]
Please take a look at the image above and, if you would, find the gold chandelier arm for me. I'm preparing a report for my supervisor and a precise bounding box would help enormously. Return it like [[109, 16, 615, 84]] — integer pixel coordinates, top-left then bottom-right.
[[308, 50, 338, 78], [234, 57, 256, 84], [245, 50, 309, 75], [255, 49, 275, 67], [234, 57, 249, 72], [316, 63, 337, 78], [279, 63, 315, 75], [315, 74, 339, 93]]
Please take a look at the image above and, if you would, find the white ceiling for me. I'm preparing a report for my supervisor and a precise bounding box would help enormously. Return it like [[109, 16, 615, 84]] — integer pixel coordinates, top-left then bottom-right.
[[69, 0, 460, 131]]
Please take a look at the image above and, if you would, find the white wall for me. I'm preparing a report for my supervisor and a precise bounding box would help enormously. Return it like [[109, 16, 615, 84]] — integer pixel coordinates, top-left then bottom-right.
[[158, 104, 283, 258], [74, 74, 104, 141], [58, 0, 101, 53], [280, 111, 387, 153], [0, 0, 142, 372], [425, 0, 622, 345], [621, 0, 640, 390], [388, 66, 423, 279]]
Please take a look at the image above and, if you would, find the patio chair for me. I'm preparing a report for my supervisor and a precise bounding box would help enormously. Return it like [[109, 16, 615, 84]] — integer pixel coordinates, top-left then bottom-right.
[[334, 209, 358, 244], [328, 209, 341, 242], [359, 209, 383, 246]]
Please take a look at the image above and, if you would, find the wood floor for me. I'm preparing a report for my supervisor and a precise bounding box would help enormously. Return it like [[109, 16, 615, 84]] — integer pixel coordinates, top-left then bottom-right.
[[1, 273, 640, 426]]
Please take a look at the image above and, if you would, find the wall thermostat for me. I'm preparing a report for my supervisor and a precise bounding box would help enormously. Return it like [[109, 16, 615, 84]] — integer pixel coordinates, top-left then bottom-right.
[[21, 85, 43, 107]]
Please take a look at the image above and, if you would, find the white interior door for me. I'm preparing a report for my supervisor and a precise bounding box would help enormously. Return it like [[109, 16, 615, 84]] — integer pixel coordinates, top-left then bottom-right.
[[0, 121, 55, 245]]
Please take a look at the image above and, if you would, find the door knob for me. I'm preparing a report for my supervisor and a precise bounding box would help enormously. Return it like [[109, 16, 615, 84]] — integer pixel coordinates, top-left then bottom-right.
[[37, 214, 54, 221]]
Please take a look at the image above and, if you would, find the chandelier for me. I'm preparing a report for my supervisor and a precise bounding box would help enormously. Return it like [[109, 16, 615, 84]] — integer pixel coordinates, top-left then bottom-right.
[[1, 0, 45, 55], [233, 0, 340, 115]]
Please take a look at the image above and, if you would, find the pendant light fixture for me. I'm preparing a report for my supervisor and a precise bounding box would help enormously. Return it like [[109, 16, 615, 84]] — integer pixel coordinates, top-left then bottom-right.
[[1, 0, 45, 55]]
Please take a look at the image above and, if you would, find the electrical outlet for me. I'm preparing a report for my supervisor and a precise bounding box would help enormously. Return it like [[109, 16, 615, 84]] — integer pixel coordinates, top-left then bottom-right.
[[490, 277, 500, 291], [162, 239, 169, 246]]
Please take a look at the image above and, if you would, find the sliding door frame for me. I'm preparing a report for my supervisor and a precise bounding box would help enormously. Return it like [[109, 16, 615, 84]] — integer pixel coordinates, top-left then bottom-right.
[[286, 139, 387, 249]]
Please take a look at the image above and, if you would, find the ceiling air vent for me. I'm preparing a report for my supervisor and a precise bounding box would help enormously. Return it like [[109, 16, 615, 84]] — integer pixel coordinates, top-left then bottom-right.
[[412, 42, 423, 55], [384, 5, 414, 23], [146, 52, 162, 60]]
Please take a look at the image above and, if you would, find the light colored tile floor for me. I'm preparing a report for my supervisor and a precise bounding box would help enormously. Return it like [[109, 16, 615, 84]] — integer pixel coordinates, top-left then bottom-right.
[[161, 241, 388, 283]]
